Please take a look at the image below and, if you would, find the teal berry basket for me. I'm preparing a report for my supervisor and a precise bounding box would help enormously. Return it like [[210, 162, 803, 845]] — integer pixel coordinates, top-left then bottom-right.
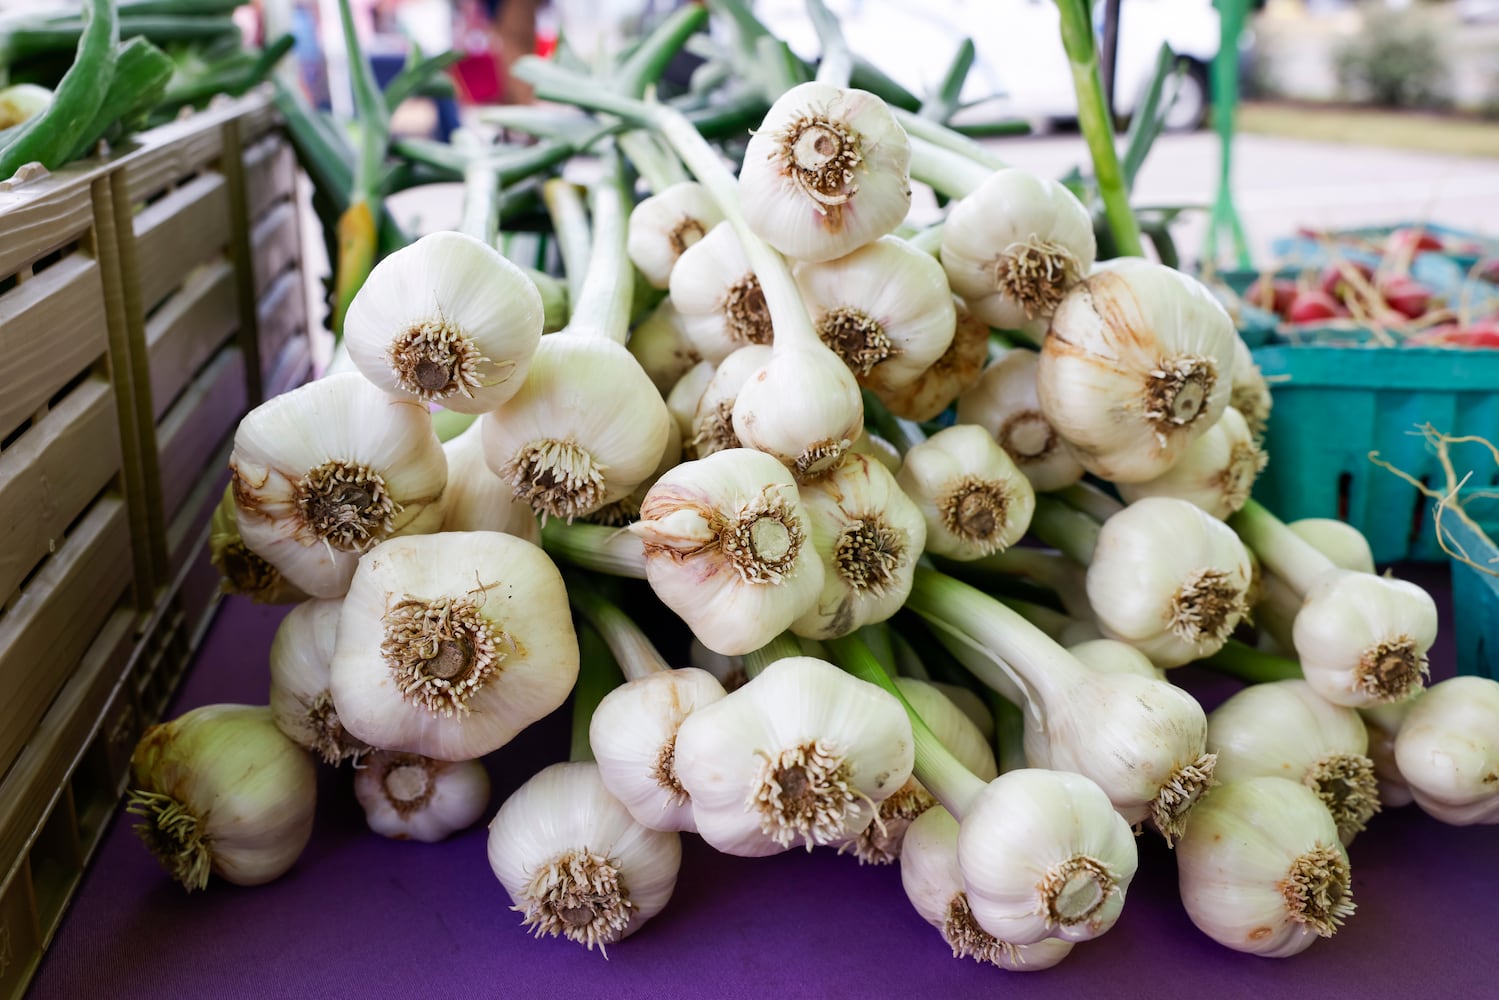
[[1249, 340, 1499, 564], [1272, 222, 1499, 275], [1444, 495, 1499, 679]]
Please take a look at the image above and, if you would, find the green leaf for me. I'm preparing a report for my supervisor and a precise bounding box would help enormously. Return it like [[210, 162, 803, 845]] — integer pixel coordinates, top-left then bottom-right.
[[1121, 43, 1182, 193]]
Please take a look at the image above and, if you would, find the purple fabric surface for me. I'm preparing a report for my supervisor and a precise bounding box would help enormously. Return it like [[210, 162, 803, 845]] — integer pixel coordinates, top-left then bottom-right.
[[28, 565, 1499, 1000]]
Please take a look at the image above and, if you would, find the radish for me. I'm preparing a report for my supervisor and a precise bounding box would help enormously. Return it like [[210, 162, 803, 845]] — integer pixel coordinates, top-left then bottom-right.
[[1377, 275, 1432, 320], [1317, 262, 1374, 304], [1285, 290, 1346, 324], [1246, 276, 1296, 316], [1387, 227, 1443, 256]]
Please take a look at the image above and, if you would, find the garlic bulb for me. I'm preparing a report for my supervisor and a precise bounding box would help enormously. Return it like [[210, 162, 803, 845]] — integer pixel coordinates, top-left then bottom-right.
[[481, 334, 671, 520], [1208, 680, 1380, 843], [901, 807, 1075, 971], [897, 425, 1036, 561], [628, 300, 702, 396], [688, 637, 748, 692], [354, 751, 490, 842], [669, 222, 773, 364], [666, 359, 715, 440], [487, 761, 682, 951], [794, 236, 955, 391], [344, 231, 544, 413], [731, 345, 865, 482], [956, 349, 1085, 493], [1038, 259, 1237, 482], [269, 598, 368, 765], [1067, 638, 1165, 681], [850, 429, 902, 475], [1084, 497, 1253, 667], [127, 704, 316, 890], [672, 656, 913, 856], [1255, 518, 1375, 654], [1394, 676, 1499, 825], [627, 181, 725, 288], [1177, 777, 1355, 957], [209, 484, 307, 604], [629, 448, 824, 655], [1360, 701, 1415, 808], [440, 422, 541, 544], [1117, 407, 1266, 520], [230, 372, 447, 599], [331, 532, 579, 760], [691, 345, 774, 458], [791, 454, 927, 641], [1230, 334, 1272, 441], [738, 81, 912, 264], [1291, 569, 1435, 707], [875, 298, 990, 422], [957, 769, 1138, 945], [584, 417, 683, 527], [940, 169, 1096, 329]]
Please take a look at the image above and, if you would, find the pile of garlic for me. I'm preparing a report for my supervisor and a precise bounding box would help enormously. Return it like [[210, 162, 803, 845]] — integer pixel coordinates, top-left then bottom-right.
[[123, 43, 1499, 975]]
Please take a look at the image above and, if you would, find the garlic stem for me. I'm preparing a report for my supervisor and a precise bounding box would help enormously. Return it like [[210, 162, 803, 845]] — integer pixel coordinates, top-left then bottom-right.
[[1028, 495, 1102, 565], [860, 391, 926, 456], [617, 129, 689, 192], [1229, 499, 1338, 596], [889, 630, 930, 681], [805, 0, 853, 87], [1053, 481, 1124, 523], [990, 689, 1028, 775], [460, 157, 503, 245], [828, 632, 990, 818], [862, 623, 898, 675], [572, 623, 625, 763], [743, 631, 806, 679], [541, 521, 649, 578], [542, 178, 592, 303], [1204, 640, 1304, 684], [568, 578, 670, 682], [998, 597, 1091, 646], [907, 133, 995, 199], [955, 546, 1093, 622], [892, 107, 1007, 171], [569, 152, 634, 344]]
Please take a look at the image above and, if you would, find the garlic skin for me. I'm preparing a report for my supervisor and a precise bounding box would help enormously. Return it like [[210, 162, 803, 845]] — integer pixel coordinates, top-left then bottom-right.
[[1230, 334, 1272, 441], [897, 425, 1036, 561], [673, 656, 914, 857], [794, 236, 955, 391], [331, 532, 579, 760], [956, 349, 1085, 493], [901, 807, 1075, 971], [127, 705, 316, 891], [930, 682, 997, 741], [354, 751, 490, 842], [269, 598, 368, 765], [344, 231, 544, 413], [1038, 259, 1237, 483], [209, 484, 308, 604], [1177, 777, 1355, 957], [1255, 519, 1376, 655], [738, 81, 912, 264], [481, 334, 671, 520], [628, 300, 702, 396], [487, 761, 682, 951], [1394, 676, 1499, 825], [850, 429, 902, 475], [875, 297, 990, 422], [627, 181, 725, 289], [791, 454, 928, 640], [1117, 407, 1266, 520], [957, 769, 1138, 945], [670, 222, 773, 364], [1086, 497, 1254, 667], [584, 417, 683, 527], [731, 346, 865, 482], [1292, 569, 1436, 707], [691, 345, 775, 458], [1208, 680, 1380, 843], [941, 169, 1096, 329], [590, 668, 728, 832], [230, 372, 447, 599], [630, 449, 824, 655], [1360, 701, 1415, 808], [1067, 638, 1165, 681], [440, 422, 541, 544], [666, 359, 715, 440]]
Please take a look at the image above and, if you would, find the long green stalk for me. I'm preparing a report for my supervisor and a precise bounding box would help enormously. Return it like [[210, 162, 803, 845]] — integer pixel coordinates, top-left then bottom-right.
[[0, 0, 117, 176], [331, 0, 390, 335], [570, 622, 624, 762], [907, 133, 994, 199], [1228, 499, 1337, 595], [540, 521, 648, 578], [1028, 495, 1103, 564], [743, 632, 804, 679], [616, 129, 688, 192], [1202, 639, 1303, 684], [567, 576, 670, 682], [541, 179, 592, 305]]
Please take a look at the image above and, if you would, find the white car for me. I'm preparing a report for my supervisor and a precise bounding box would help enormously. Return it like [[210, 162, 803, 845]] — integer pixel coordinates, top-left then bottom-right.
[[753, 0, 1222, 130]]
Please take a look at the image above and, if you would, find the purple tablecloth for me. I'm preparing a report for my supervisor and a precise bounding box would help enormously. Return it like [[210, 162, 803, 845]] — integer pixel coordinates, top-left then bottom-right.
[[28, 567, 1499, 1000]]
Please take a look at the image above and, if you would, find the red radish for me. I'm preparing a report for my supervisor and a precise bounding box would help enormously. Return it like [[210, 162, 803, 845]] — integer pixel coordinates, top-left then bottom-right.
[[1246, 276, 1296, 315], [1317, 262, 1374, 303], [1377, 275, 1433, 320], [1387, 227, 1444, 255], [1286, 290, 1346, 324], [1408, 321, 1499, 348]]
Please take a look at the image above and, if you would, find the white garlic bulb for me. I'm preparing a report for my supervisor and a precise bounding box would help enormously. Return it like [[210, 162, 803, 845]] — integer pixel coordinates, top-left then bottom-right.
[[940, 169, 1096, 329], [1230, 334, 1272, 441], [331, 532, 579, 760], [897, 425, 1036, 561], [1067, 638, 1165, 681], [344, 231, 544, 413], [956, 349, 1085, 493], [354, 751, 490, 842], [440, 421, 541, 544], [1177, 777, 1355, 957], [691, 345, 775, 458], [669, 222, 774, 364], [1208, 680, 1380, 842], [209, 484, 308, 604], [794, 236, 956, 392], [957, 769, 1138, 945], [791, 454, 927, 641], [481, 334, 671, 520], [230, 372, 447, 599], [731, 345, 865, 482], [874, 298, 991, 422], [666, 359, 715, 441], [1292, 569, 1436, 707], [583, 416, 683, 527], [127, 705, 316, 890], [629, 448, 824, 655], [673, 656, 913, 857], [738, 81, 912, 263], [1394, 676, 1499, 825], [849, 428, 902, 475], [269, 598, 368, 765], [628, 300, 702, 396], [1255, 518, 1375, 655], [1038, 259, 1238, 483], [487, 761, 682, 951], [1117, 406, 1266, 520], [627, 181, 725, 289]]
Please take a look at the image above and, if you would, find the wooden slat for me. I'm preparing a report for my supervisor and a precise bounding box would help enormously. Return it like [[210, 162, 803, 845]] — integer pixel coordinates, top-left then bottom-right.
[[0, 857, 42, 1000], [155, 348, 246, 526], [121, 123, 224, 207], [256, 269, 308, 378], [235, 95, 280, 141], [143, 261, 238, 420], [165, 446, 232, 577], [244, 136, 295, 224], [0, 499, 132, 782], [251, 201, 300, 300], [264, 333, 313, 400], [131, 173, 231, 315], [0, 254, 108, 442], [0, 378, 120, 601], [0, 169, 107, 280]]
